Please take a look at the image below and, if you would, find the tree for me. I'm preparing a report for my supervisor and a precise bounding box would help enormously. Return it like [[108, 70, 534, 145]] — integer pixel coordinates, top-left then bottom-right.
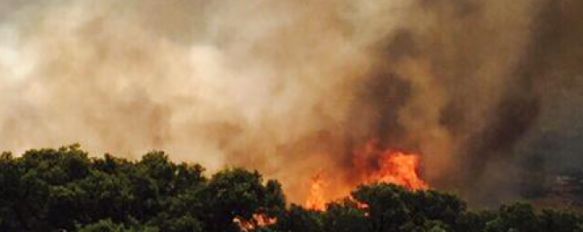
[[275, 204, 323, 232], [201, 168, 285, 232], [322, 200, 369, 232], [0, 145, 582, 231], [76, 218, 160, 232], [351, 184, 413, 231], [484, 203, 540, 232], [539, 209, 583, 232]]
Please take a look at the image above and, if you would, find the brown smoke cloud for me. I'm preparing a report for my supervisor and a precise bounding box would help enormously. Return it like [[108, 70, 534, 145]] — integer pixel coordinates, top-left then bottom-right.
[[1, 0, 582, 205]]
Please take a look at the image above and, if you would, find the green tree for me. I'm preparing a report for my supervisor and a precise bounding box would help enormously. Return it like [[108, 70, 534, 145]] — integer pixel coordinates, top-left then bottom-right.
[[201, 168, 286, 232], [539, 209, 583, 232], [1, 145, 583, 232], [455, 210, 496, 232], [275, 204, 323, 232], [485, 203, 540, 232], [323, 200, 369, 232], [77, 218, 159, 232], [351, 184, 412, 231]]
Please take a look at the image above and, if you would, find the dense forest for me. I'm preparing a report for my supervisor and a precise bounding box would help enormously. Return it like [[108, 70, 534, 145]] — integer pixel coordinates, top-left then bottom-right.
[[0, 145, 582, 232]]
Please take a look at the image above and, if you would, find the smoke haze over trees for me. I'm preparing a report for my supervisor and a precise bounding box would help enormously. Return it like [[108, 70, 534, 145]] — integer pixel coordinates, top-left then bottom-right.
[[0, 0, 582, 206]]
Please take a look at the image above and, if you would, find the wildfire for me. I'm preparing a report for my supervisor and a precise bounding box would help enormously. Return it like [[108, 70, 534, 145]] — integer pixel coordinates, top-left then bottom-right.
[[305, 172, 327, 211], [305, 142, 428, 210], [368, 150, 429, 190], [234, 213, 277, 231]]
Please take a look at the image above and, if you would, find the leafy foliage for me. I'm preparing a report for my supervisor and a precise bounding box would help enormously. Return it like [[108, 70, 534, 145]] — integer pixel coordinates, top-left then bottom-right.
[[0, 145, 581, 232]]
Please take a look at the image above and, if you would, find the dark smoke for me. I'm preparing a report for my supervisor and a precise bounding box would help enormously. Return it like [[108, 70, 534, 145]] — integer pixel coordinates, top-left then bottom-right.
[[339, 0, 583, 205]]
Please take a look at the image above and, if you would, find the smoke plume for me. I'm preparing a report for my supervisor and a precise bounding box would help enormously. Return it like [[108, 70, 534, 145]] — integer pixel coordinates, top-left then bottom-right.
[[1, 0, 582, 205]]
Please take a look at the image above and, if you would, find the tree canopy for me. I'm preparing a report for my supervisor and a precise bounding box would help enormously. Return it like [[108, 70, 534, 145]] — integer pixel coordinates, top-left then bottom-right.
[[0, 145, 581, 232]]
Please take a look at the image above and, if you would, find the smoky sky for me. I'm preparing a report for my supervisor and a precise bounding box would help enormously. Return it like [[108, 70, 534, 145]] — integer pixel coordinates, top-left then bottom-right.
[[0, 0, 582, 205]]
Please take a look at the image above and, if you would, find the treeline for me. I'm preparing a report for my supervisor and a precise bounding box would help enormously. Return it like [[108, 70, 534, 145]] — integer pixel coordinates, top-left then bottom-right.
[[0, 145, 581, 232]]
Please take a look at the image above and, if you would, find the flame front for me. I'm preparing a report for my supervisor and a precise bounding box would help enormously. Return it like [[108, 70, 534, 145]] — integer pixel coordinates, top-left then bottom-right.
[[305, 173, 327, 211], [368, 150, 429, 190], [305, 142, 428, 210]]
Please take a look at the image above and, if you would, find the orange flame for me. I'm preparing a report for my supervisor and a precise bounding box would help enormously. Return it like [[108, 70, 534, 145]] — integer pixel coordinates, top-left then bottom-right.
[[254, 213, 277, 227], [305, 172, 327, 211], [305, 141, 428, 210], [234, 213, 277, 231], [368, 150, 428, 190]]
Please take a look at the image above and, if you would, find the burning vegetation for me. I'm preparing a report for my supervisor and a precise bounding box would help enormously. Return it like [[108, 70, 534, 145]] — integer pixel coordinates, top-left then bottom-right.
[[354, 141, 429, 191], [305, 173, 328, 211], [234, 213, 278, 232], [305, 140, 429, 210]]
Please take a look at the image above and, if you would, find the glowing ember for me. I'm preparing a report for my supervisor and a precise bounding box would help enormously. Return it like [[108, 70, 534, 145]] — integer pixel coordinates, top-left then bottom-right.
[[254, 213, 277, 227], [234, 213, 277, 231], [305, 172, 327, 211]]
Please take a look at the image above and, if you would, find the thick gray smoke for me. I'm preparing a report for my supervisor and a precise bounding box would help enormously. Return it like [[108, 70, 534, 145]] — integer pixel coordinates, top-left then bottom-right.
[[0, 0, 581, 205]]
